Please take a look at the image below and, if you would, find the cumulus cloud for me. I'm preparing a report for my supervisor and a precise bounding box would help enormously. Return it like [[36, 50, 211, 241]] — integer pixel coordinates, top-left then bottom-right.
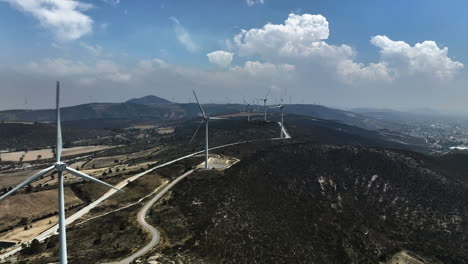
[[1, 0, 93, 40], [337, 60, 394, 84], [230, 13, 463, 83], [170, 17, 199, 53], [246, 0, 264, 7], [230, 61, 294, 76], [234, 14, 345, 59], [371, 35, 463, 79], [207, 51, 234, 68], [231, 13, 388, 82]]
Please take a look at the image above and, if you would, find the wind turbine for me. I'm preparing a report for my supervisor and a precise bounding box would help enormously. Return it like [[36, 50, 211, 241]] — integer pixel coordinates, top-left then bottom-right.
[[0, 81, 121, 264], [270, 90, 286, 139], [190, 90, 227, 169], [256, 87, 271, 122], [243, 97, 252, 122]]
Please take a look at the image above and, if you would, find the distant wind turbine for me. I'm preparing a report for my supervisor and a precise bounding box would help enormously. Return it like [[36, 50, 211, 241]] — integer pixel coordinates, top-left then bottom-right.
[[256, 87, 271, 122], [243, 97, 252, 122], [270, 90, 286, 139], [190, 90, 228, 169], [0, 81, 122, 264]]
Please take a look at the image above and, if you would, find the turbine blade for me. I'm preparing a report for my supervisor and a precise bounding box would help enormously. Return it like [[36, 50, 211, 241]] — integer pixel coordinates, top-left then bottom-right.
[[209, 117, 229, 120], [0, 166, 55, 201], [56, 81, 63, 162], [65, 167, 123, 192], [192, 90, 206, 118], [190, 119, 205, 144], [265, 87, 272, 99]]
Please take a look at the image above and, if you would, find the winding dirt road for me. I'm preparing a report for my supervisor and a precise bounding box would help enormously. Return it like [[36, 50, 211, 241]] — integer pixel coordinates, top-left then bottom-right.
[[105, 169, 194, 264]]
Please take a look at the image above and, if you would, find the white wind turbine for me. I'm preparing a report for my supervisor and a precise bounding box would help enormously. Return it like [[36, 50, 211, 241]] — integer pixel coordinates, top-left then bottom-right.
[[0, 81, 122, 264], [270, 90, 286, 139], [243, 97, 252, 122], [190, 90, 227, 169], [256, 87, 271, 122]]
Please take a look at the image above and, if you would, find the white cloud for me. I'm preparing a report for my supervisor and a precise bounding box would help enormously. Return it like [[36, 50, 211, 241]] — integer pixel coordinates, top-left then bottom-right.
[[231, 13, 463, 83], [337, 60, 394, 84], [101, 0, 120, 6], [170, 16, 199, 53], [80, 42, 103, 55], [100, 22, 110, 31], [371, 35, 463, 79], [246, 0, 264, 7], [207, 51, 234, 68], [230, 61, 294, 76], [26, 58, 131, 83], [234, 13, 342, 60], [137, 58, 169, 72], [231, 13, 388, 82], [1, 0, 93, 40]]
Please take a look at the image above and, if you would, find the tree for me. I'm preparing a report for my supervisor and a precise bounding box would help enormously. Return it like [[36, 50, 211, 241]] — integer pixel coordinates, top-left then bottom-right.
[[25, 184, 33, 193], [23, 239, 42, 255], [37, 155, 42, 160]]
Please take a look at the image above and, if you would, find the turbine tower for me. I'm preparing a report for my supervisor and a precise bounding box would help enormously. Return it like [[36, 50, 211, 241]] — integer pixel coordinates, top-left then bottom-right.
[[243, 97, 252, 122], [270, 90, 286, 139], [190, 90, 227, 169], [0, 81, 121, 264], [256, 87, 271, 122], [271, 103, 285, 138]]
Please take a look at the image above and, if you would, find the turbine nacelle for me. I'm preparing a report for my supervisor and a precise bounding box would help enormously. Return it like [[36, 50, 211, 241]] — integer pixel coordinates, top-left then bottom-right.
[[55, 162, 67, 171]]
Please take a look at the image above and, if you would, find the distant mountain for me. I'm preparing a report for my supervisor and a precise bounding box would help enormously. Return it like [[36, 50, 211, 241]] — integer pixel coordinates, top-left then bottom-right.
[[0, 96, 408, 133], [126, 95, 173, 105], [0, 102, 189, 122]]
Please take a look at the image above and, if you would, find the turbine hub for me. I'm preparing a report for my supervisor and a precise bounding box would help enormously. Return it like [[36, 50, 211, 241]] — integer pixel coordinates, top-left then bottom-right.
[[55, 162, 66, 171]]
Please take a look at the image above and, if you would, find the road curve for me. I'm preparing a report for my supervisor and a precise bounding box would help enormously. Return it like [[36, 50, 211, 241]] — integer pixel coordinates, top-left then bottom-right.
[[105, 169, 194, 264], [104, 122, 291, 263]]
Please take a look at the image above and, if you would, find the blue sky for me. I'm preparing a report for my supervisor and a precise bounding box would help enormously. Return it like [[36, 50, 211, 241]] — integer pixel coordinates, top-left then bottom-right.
[[0, 0, 467, 112]]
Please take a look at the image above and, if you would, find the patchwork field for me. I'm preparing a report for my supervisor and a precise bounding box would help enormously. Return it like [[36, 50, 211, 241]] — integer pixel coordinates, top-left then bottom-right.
[[0, 146, 114, 162]]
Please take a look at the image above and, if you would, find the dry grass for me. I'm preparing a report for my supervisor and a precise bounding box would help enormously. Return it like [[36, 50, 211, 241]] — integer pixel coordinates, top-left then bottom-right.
[[0, 215, 58, 244], [130, 124, 157, 130], [0, 188, 82, 232], [156, 127, 175, 134], [0, 169, 43, 188]]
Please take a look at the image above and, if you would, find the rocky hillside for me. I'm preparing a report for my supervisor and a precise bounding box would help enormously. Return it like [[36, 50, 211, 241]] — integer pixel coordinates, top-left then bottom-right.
[[150, 141, 467, 263]]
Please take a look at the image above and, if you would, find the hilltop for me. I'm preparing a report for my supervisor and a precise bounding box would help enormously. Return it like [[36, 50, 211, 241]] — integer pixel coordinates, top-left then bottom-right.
[[149, 141, 467, 263]]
